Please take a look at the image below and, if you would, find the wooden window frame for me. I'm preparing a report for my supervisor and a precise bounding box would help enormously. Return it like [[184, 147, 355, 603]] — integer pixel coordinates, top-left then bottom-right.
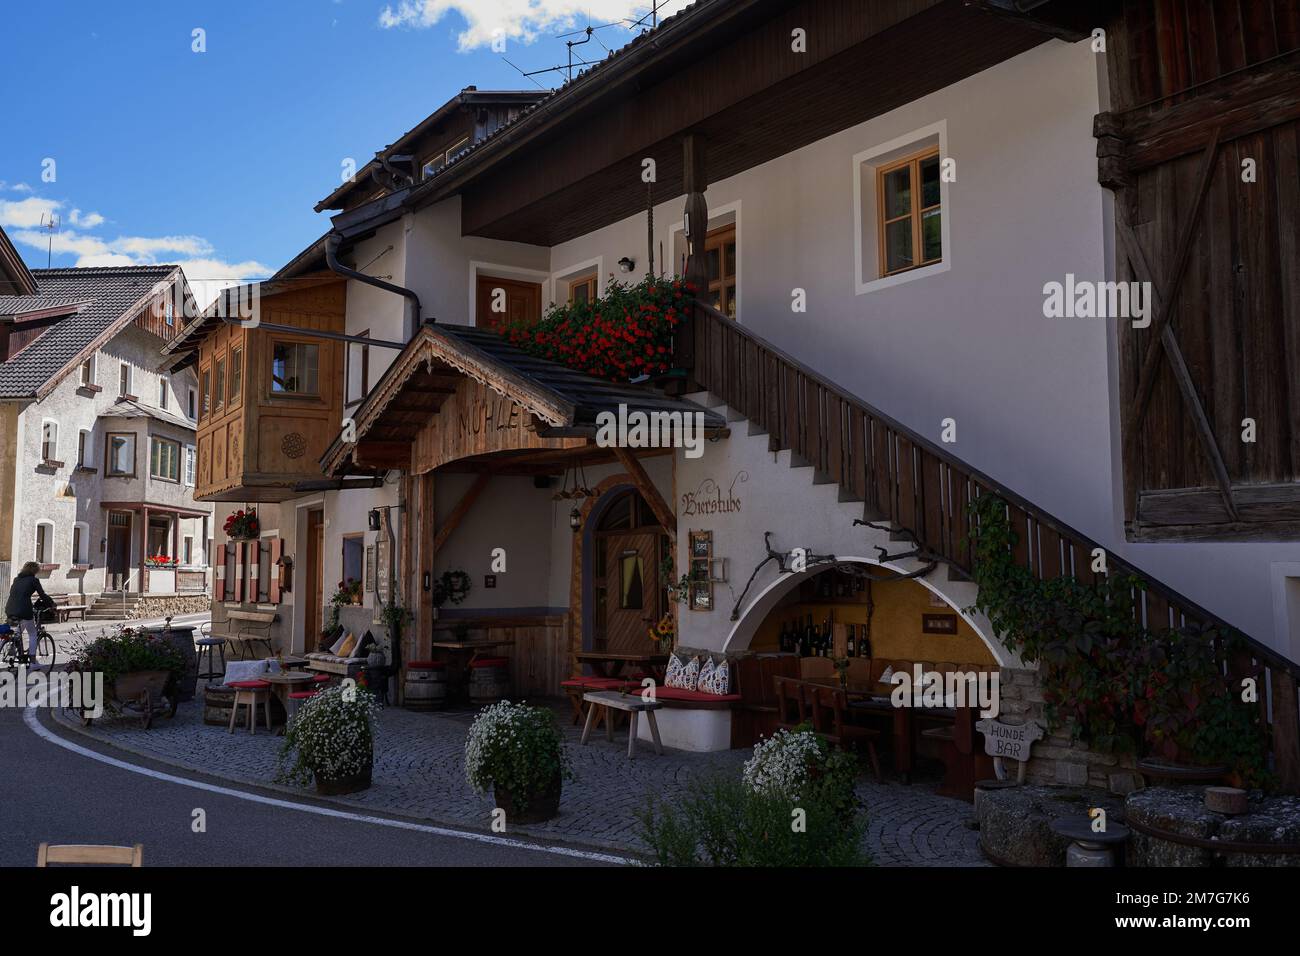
[[214, 354, 226, 411], [105, 432, 136, 477], [118, 362, 131, 398], [149, 436, 180, 483], [269, 339, 321, 398], [229, 344, 243, 407], [40, 419, 59, 463], [876, 147, 942, 278], [567, 274, 598, 306], [199, 367, 211, 421], [704, 225, 737, 318]]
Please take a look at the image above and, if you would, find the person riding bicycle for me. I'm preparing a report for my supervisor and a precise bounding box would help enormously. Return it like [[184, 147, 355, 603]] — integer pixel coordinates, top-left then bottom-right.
[[6, 561, 54, 667]]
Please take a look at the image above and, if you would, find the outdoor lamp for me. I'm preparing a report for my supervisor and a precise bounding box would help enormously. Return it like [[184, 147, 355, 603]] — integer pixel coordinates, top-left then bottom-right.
[[569, 506, 582, 532], [368, 509, 381, 531], [618, 256, 635, 273]]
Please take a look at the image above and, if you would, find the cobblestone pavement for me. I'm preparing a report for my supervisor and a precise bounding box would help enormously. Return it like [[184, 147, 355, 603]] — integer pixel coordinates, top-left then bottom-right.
[[50, 693, 988, 865]]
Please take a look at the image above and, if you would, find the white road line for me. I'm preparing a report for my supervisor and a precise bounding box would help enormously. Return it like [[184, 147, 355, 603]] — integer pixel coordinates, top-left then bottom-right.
[[23, 707, 633, 866]]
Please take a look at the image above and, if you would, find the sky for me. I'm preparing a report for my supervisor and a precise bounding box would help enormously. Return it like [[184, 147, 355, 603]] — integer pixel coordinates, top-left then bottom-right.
[[0, 0, 690, 296]]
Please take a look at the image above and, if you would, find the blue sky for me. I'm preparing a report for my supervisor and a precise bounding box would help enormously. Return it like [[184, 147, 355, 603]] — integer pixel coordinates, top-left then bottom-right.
[[0, 1, 685, 291]]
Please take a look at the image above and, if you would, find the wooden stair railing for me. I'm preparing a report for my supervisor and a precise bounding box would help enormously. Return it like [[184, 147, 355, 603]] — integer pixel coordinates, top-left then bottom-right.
[[684, 299, 1300, 790]]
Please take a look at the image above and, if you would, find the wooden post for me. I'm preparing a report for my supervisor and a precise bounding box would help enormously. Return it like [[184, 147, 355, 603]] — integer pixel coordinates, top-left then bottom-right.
[[678, 132, 708, 378], [171, 513, 179, 574], [1271, 669, 1300, 794], [415, 472, 436, 664], [611, 446, 676, 544]]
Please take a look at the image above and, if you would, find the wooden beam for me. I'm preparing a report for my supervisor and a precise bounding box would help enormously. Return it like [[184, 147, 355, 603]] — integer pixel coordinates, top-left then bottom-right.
[[432, 473, 491, 555], [353, 441, 411, 469], [611, 446, 676, 542], [1270, 670, 1300, 795]]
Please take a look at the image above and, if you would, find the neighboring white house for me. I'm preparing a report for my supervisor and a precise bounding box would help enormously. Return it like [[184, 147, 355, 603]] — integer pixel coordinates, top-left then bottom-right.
[[0, 253, 213, 618]]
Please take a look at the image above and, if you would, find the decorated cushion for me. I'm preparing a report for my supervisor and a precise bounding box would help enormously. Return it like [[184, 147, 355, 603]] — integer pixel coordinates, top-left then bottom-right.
[[318, 626, 343, 652], [664, 652, 700, 691], [336, 633, 358, 657], [701, 657, 731, 695], [696, 658, 715, 693], [355, 630, 376, 656], [328, 631, 352, 656]]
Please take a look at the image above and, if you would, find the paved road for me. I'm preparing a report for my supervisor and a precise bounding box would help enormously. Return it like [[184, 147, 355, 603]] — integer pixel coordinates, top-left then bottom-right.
[[0, 704, 618, 867]]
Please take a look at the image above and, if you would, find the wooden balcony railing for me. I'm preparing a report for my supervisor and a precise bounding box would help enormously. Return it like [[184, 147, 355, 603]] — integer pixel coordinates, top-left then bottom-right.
[[685, 300, 1300, 790]]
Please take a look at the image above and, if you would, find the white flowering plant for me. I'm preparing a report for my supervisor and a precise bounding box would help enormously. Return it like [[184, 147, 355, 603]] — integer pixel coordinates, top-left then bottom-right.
[[742, 726, 858, 816], [276, 684, 378, 787], [465, 701, 572, 810]]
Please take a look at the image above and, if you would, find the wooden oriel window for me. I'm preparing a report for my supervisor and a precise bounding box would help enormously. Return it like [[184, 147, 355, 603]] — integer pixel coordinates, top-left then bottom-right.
[[271, 341, 319, 395], [704, 225, 737, 318], [214, 355, 226, 410], [230, 346, 243, 404], [150, 437, 180, 482], [199, 368, 210, 419], [877, 148, 942, 277]]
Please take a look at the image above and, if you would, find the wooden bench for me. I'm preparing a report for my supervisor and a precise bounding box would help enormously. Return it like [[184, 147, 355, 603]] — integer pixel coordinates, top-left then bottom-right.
[[209, 610, 277, 660], [49, 593, 88, 622]]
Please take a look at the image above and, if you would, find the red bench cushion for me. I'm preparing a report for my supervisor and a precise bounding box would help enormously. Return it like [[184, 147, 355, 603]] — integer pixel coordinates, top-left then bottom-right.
[[288, 690, 319, 700], [406, 660, 446, 670], [228, 680, 271, 689], [560, 677, 627, 690], [650, 684, 742, 704]]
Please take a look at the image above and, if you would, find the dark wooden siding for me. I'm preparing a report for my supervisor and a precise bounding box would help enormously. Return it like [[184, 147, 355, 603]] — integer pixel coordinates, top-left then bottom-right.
[[1100, 0, 1300, 539]]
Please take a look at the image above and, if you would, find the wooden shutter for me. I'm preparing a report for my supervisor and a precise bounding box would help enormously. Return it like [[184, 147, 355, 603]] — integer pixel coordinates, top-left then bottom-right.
[[253, 538, 267, 603], [268, 538, 283, 604], [233, 542, 245, 602]]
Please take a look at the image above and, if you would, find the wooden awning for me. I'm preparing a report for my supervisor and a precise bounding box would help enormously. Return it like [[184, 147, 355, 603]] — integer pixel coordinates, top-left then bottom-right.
[[321, 322, 725, 477]]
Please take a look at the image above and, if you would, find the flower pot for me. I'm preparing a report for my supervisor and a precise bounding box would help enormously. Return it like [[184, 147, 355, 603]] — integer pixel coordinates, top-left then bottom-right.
[[315, 762, 373, 795], [494, 775, 562, 824]]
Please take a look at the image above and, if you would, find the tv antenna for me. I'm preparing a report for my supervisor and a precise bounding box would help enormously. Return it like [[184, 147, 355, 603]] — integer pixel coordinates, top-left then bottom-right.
[[501, 3, 668, 87], [38, 213, 60, 268]]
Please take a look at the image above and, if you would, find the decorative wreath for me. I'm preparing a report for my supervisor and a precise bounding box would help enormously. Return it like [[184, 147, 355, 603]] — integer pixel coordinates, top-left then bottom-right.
[[432, 569, 472, 608]]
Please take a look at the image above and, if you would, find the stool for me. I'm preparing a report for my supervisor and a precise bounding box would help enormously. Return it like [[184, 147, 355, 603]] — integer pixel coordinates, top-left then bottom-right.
[[286, 688, 320, 724], [227, 680, 272, 735], [195, 637, 227, 685]]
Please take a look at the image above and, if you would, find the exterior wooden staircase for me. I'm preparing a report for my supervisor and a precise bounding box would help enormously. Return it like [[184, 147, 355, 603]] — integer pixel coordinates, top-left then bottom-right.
[[680, 300, 1300, 790]]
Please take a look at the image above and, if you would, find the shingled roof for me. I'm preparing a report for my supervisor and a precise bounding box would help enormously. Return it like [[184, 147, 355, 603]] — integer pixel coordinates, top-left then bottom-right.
[[0, 264, 181, 400]]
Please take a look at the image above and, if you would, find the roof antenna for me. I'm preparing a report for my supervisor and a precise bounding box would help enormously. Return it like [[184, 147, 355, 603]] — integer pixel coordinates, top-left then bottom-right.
[[38, 213, 60, 268]]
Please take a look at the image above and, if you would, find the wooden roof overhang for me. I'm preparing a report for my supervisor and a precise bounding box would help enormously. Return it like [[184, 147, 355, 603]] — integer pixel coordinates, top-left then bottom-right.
[[329, 0, 1089, 249], [322, 322, 727, 478]]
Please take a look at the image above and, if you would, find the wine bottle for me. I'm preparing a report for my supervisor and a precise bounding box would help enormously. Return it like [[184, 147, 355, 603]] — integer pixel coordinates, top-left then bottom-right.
[[846, 624, 856, 657]]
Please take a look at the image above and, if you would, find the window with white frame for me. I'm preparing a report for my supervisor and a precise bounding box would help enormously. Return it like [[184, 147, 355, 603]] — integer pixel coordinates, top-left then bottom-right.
[[183, 535, 194, 565], [72, 522, 89, 565], [119, 362, 132, 397], [158, 376, 169, 410], [184, 444, 196, 486], [35, 521, 54, 565], [40, 420, 58, 462], [77, 429, 91, 468], [150, 437, 180, 482], [80, 357, 95, 386], [187, 386, 197, 420]]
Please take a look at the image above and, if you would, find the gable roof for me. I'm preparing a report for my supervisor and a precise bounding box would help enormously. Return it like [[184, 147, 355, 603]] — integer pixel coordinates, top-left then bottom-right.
[[0, 225, 37, 296], [0, 265, 183, 400]]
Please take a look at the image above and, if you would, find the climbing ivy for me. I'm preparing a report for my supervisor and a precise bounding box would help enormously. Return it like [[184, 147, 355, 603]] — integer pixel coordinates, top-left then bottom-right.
[[966, 495, 1270, 787]]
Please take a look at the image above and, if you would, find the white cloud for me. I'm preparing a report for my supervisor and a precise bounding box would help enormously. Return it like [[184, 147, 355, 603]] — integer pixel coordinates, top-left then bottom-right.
[[377, 0, 691, 51], [75, 253, 137, 268], [68, 208, 105, 229], [9, 182, 34, 194], [0, 196, 62, 229]]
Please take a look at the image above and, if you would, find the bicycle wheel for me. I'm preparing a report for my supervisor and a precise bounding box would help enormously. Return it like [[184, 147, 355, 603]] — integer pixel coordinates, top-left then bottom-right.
[[35, 633, 57, 669], [0, 639, 17, 672]]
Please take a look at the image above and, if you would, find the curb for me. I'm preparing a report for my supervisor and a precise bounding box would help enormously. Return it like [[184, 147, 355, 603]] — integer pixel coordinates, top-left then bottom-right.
[[43, 705, 648, 863]]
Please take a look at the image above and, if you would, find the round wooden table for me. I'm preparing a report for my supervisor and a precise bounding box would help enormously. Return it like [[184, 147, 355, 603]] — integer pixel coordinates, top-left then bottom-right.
[[263, 672, 319, 733]]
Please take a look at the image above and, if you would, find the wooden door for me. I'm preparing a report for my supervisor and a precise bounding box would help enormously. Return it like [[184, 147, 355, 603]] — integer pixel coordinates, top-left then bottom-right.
[[704, 225, 737, 318], [106, 512, 131, 589], [306, 509, 324, 642], [476, 275, 542, 332], [602, 532, 660, 654]]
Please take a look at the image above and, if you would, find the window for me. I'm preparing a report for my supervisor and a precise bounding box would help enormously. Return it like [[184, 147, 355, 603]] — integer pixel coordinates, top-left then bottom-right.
[[105, 433, 135, 476], [147, 514, 171, 560], [341, 535, 364, 603], [150, 437, 180, 481], [199, 368, 210, 418], [35, 522, 53, 565], [876, 148, 942, 277], [72, 522, 89, 565], [183, 535, 193, 565], [271, 341, 319, 395], [568, 275, 598, 306], [230, 346, 243, 403], [348, 331, 370, 404], [80, 358, 94, 386], [704, 226, 737, 318], [165, 299, 174, 326], [422, 136, 470, 179], [184, 444, 196, 486], [77, 429, 90, 468], [214, 356, 225, 410], [187, 386, 197, 420], [158, 376, 169, 410], [40, 420, 58, 462], [119, 362, 131, 397]]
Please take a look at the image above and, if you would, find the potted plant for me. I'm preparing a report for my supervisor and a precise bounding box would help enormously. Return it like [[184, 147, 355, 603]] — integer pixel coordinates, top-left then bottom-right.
[[326, 578, 363, 630], [277, 684, 378, 795], [223, 509, 259, 540], [144, 553, 178, 568], [69, 628, 185, 728], [465, 701, 572, 824]]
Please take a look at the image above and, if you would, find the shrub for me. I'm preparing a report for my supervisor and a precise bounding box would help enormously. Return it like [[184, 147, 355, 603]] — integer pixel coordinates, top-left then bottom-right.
[[742, 727, 858, 820], [465, 701, 572, 811], [276, 684, 377, 787], [502, 276, 692, 382]]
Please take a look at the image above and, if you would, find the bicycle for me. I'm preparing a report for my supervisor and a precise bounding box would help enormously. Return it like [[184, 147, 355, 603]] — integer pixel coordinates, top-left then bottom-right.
[[0, 607, 58, 672]]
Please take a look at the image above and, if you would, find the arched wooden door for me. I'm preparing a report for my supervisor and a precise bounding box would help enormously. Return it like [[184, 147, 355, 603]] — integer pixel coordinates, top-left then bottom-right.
[[591, 490, 665, 654]]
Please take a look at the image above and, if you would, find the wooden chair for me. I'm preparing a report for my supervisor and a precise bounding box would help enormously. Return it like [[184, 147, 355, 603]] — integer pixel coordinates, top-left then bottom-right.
[[812, 685, 883, 781], [37, 843, 143, 867], [774, 676, 811, 731]]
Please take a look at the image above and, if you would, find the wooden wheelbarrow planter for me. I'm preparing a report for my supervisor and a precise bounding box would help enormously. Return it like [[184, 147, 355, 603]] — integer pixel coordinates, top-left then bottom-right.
[[81, 670, 178, 729]]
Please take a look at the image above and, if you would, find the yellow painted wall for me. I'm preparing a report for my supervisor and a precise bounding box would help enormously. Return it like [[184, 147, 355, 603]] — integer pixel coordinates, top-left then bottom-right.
[[750, 574, 994, 665]]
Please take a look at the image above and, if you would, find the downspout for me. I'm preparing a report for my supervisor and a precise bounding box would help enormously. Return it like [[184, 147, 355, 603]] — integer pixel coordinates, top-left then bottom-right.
[[324, 231, 424, 339]]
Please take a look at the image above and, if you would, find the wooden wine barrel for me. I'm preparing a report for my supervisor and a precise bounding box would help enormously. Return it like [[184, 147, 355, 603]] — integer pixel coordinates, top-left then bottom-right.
[[468, 657, 510, 705], [403, 661, 448, 709]]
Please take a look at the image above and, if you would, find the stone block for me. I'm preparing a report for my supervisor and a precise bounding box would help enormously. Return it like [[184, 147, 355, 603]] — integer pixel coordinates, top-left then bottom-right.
[[1107, 771, 1142, 796], [1055, 761, 1089, 786]]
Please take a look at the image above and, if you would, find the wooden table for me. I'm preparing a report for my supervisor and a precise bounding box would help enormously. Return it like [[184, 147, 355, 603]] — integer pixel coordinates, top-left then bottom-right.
[[575, 652, 670, 682], [263, 671, 318, 733], [580, 690, 664, 759], [431, 639, 516, 700]]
